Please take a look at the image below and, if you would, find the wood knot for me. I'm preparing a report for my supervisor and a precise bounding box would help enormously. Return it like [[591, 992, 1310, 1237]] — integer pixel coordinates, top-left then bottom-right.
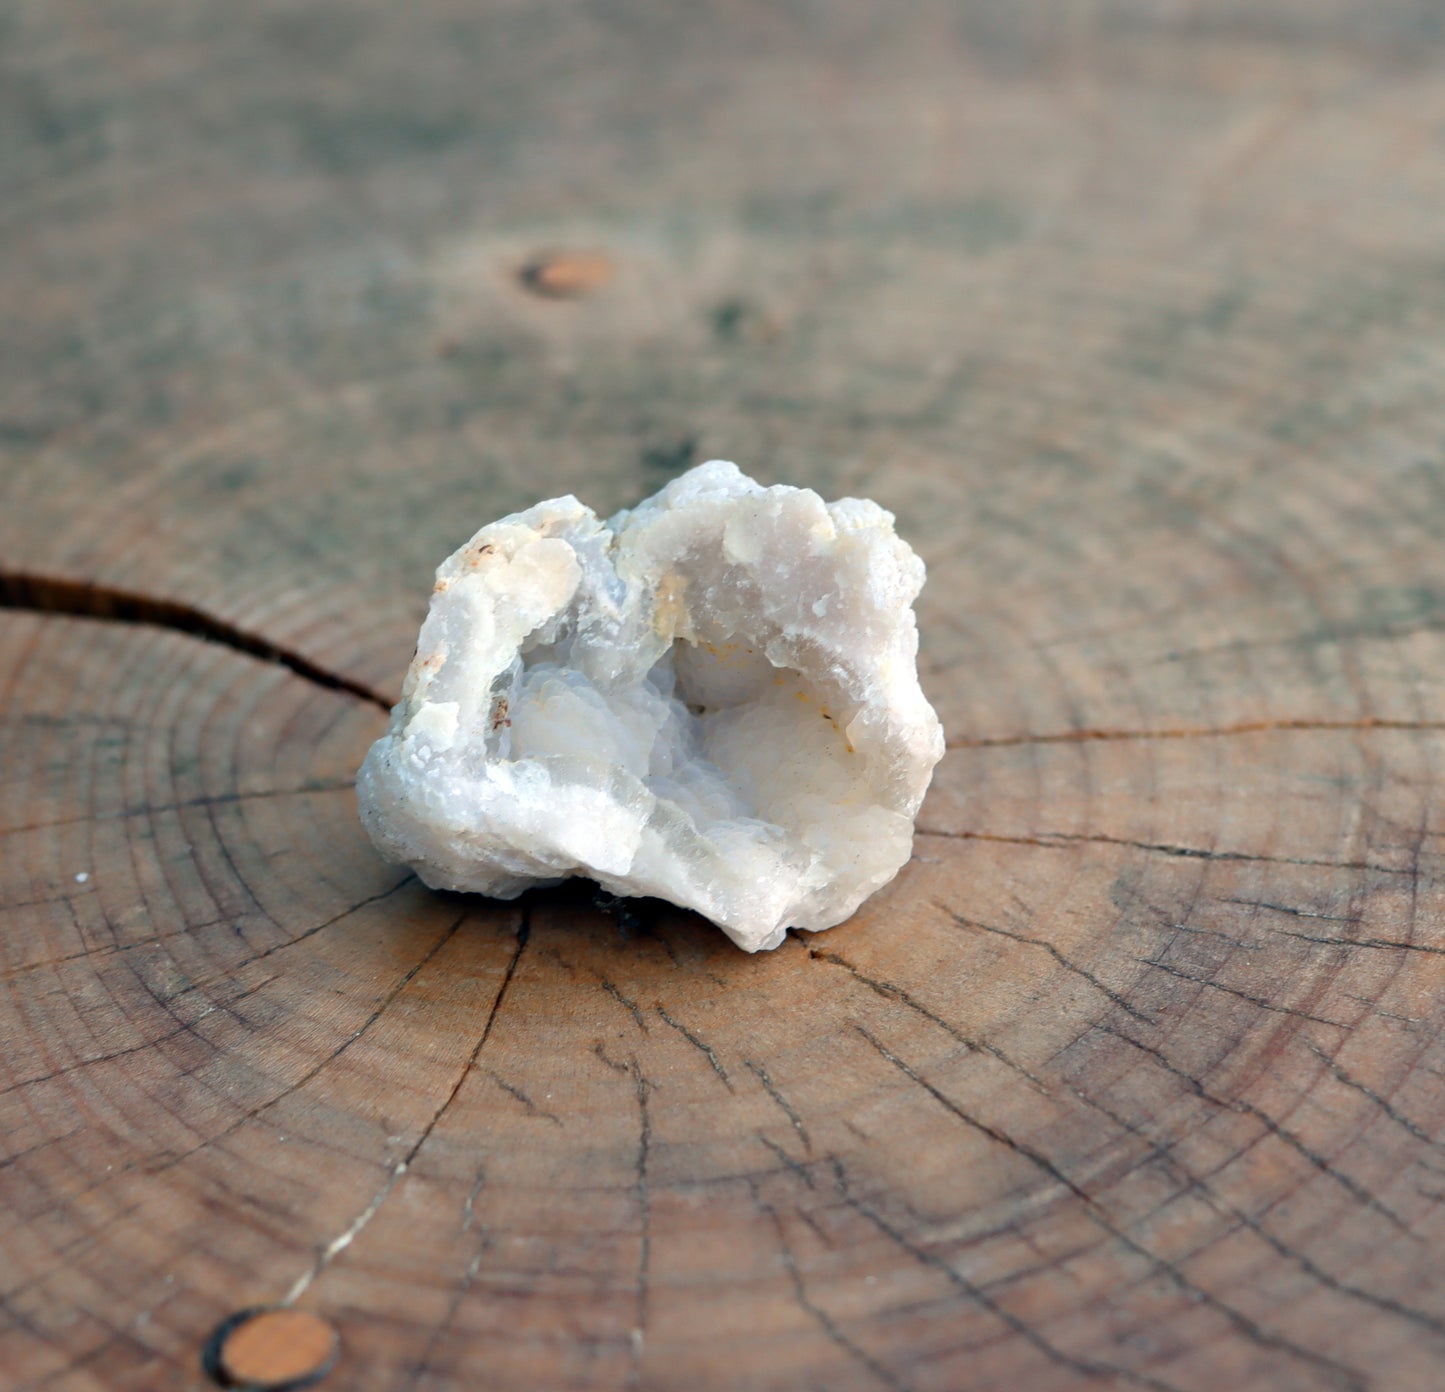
[[205, 1306, 339, 1390], [519, 249, 614, 299]]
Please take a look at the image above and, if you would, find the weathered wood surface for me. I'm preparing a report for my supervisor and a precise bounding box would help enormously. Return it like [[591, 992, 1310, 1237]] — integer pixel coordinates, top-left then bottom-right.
[[4, 3, 1445, 1389]]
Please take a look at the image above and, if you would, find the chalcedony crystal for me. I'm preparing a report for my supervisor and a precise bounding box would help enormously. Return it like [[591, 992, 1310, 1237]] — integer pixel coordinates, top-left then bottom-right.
[[357, 461, 943, 951]]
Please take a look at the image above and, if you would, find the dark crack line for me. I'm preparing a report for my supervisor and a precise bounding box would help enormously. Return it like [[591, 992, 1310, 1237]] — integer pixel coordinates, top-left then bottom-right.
[[593, 1041, 631, 1074], [252, 908, 470, 1154], [284, 909, 530, 1303], [1134, 955, 1348, 1029], [919, 828, 1416, 876], [944, 908, 1155, 1026], [854, 1026, 1366, 1391], [0, 780, 359, 843], [601, 978, 648, 1032], [0, 1126, 85, 1172], [1222, 898, 1358, 924], [409, 909, 531, 1161], [1309, 1044, 1441, 1149], [0, 903, 453, 1277], [807, 946, 1051, 1094], [655, 1005, 731, 1088], [945, 717, 1445, 751], [0, 891, 97, 914], [489, 1073, 562, 1126], [240, 875, 417, 970], [0, 1020, 205, 1100], [0, 874, 415, 992], [855, 1025, 1073, 1195], [1100, 1026, 1416, 1237], [758, 1134, 818, 1190], [1346, 996, 1426, 1026], [0, 570, 391, 711], [828, 1160, 1185, 1392], [402, 1243, 489, 1392], [756, 1191, 911, 1392], [631, 1059, 653, 1388], [746, 1059, 811, 1151], [793, 1206, 836, 1254], [1070, 1086, 1445, 1340], [1274, 929, 1445, 956], [0, 931, 115, 988]]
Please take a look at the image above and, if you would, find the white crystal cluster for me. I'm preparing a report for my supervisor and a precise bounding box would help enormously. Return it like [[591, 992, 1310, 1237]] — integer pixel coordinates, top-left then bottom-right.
[[357, 462, 943, 951]]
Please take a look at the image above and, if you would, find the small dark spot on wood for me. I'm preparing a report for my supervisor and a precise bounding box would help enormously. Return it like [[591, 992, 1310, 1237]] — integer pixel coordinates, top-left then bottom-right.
[[519, 249, 614, 299], [204, 1306, 338, 1390], [709, 296, 777, 342], [215, 460, 261, 494], [711, 297, 749, 340]]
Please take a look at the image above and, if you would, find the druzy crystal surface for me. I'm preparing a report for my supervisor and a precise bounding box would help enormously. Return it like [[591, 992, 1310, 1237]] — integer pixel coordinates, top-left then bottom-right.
[[357, 462, 943, 951]]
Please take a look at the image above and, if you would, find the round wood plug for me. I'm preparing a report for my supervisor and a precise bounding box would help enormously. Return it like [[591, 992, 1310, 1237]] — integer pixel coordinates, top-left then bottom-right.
[[204, 1307, 339, 1391]]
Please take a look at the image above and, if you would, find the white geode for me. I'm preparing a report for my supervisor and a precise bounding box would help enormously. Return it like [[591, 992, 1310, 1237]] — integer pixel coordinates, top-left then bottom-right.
[[357, 461, 943, 951]]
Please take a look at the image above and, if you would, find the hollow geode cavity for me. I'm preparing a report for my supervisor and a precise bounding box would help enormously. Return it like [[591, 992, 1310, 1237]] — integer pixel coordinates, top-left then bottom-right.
[[357, 461, 943, 951]]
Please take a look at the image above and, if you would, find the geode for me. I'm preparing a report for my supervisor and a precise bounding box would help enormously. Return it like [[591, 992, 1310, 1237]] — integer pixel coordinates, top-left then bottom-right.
[[357, 461, 943, 951]]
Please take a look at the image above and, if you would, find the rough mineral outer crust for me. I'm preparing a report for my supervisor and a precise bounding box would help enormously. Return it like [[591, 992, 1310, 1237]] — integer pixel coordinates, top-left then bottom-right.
[[357, 461, 944, 951]]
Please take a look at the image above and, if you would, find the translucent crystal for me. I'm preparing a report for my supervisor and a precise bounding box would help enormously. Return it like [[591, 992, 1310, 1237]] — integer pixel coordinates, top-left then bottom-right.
[[357, 461, 943, 951]]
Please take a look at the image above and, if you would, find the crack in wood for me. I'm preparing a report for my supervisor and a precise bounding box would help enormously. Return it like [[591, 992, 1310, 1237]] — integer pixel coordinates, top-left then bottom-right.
[[744, 1059, 811, 1151], [806, 945, 1051, 1093], [825, 1156, 1188, 1392], [0, 1019, 215, 1100], [280, 908, 530, 1305], [1273, 929, 1445, 956], [1308, 1044, 1441, 1149], [1134, 954, 1348, 1029], [0, 874, 415, 996], [630, 1058, 654, 1389], [854, 1026, 1369, 1390], [600, 978, 649, 1032], [0, 1126, 85, 1174], [942, 907, 1156, 1026], [282, 1157, 411, 1306], [489, 1073, 563, 1126], [461, 1161, 488, 1235], [1099, 1026, 1419, 1238], [0, 569, 391, 711], [757, 1134, 818, 1190], [0, 780, 359, 843], [402, 1244, 489, 1392], [1068, 1085, 1445, 1342], [753, 1187, 911, 1392], [655, 1005, 732, 1088], [1222, 898, 1358, 924], [945, 716, 1445, 751], [8, 890, 456, 1231], [919, 828, 1418, 877]]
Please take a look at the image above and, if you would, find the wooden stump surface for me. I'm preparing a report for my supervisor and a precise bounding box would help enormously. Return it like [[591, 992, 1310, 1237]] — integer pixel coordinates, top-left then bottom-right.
[[4, 3, 1445, 1389]]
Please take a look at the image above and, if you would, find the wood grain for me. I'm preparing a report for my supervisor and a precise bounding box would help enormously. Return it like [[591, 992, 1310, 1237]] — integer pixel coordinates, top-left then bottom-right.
[[3, 3, 1445, 1389]]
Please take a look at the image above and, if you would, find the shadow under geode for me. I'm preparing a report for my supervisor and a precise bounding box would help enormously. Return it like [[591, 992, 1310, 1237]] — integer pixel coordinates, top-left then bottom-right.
[[421, 873, 793, 981]]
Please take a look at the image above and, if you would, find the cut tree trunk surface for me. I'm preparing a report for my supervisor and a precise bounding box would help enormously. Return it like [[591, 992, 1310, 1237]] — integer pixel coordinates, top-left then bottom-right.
[[3, 4, 1445, 1390]]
